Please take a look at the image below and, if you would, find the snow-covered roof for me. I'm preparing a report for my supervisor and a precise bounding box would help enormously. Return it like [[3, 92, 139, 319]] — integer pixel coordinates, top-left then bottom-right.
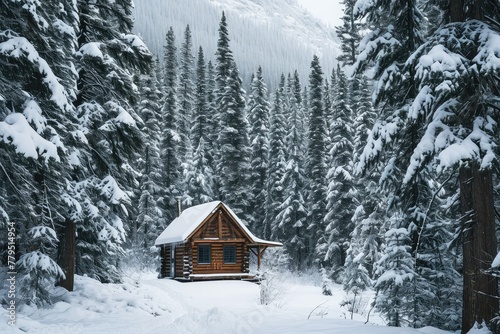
[[154, 201, 282, 247]]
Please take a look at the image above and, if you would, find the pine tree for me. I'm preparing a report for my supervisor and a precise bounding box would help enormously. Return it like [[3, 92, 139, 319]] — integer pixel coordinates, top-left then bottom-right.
[[185, 46, 215, 206], [342, 206, 376, 312], [206, 60, 218, 161], [322, 67, 356, 279], [306, 55, 328, 266], [351, 0, 440, 327], [348, 67, 380, 287], [215, 11, 234, 100], [247, 66, 271, 233], [213, 11, 233, 195], [407, 10, 500, 329], [336, 0, 362, 66], [354, 0, 500, 331], [322, 79, 333, 137], [276, 70, 308, 271], [133, 59, 164, 266], [74, 0, 152, 282], [0, 0, 81, 304], [216, 60, 251, 220], [192, 47, 208, 151], [159, 27, 181, 223], [374, 214, 416, 327], [214, 12, 251, 221], [410, 173, 461, 330], [182, 138, 214, 207], [266, 75, 288, 240], [177, 24, 194, 161]]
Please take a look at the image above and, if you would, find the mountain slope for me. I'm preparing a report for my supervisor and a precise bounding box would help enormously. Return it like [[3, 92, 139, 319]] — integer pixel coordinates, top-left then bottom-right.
[[133, 0, 340, 87]]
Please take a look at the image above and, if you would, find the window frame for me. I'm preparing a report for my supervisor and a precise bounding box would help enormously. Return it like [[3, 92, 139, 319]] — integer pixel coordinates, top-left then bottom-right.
[[198, 244, 211, 264], [223, 244, 237, 264]]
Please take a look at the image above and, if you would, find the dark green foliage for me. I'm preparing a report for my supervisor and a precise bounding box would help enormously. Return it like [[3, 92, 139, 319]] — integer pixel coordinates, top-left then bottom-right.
[[177, 25, 194, 160], [275, 71, 308, 271], [216, 61, 251, 220], [132, 59, 164, 266], [0, 0, 80, 304], [306, 55, 328, 266], [159, 27, 181, 223], [266, 75, 288, 240], [214, 12, 251, 222], [73, 0, 152, 283], [322, 67, 356, 279], [247, 67, 271, 234], [336, 0, 362, 66]]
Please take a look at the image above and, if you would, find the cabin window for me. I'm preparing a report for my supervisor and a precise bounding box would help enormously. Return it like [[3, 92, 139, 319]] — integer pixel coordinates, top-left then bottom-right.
[[198, 245, 211, 264], [223, 245, 236, 264]]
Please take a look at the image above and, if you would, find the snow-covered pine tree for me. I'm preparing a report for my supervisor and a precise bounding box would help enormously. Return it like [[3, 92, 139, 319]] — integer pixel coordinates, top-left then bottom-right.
[[215, 11, 233, 107], [336, 0, 362, 67], [410, 171, 461, 330], [0, 0, 81, 304], [247, 66, 271, 234], [159, 27, 181, 223], [343, 71, 381, 311], [353, 0, 500, 331], [374, 214, 416, 326], [206, 60, 218, 160], [185, 46, 215, 206], [315, 77, 333, 268], [177, 24, 195, 164], [342, 206, 374, 315], [351, 0, 442, 327], [205, 59, 219, 199], [74, 0, 152, 282], [266, 75, 288, 240], [405, 4, 500, 330], [192, 47, 208, 152], [213, 10, 233, 187], [348, 66, 381, 281], [322, 79, 333, 137], [133, 58, 164, 266], [306, 55, 328, 266], [322, 66, 356, 280], [276, 70, 308, 271], [351, 0, 426, 225], [334, 0, 377, 299], [216, 60, 251, 221], [214, 12, 251, 221], [321, 265, 333, 296], [182, 137, 214, 207]]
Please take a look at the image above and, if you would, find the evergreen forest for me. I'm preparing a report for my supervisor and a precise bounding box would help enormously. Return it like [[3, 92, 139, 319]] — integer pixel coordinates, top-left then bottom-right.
[[1, 0, 500, 333]]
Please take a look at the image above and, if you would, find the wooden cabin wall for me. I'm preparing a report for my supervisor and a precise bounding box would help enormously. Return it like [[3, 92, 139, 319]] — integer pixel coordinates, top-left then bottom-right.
[[174, 244, 192, 279], [174, 245, 184, 278], [160, 245, 171, 278], [192, 243, 249, 274]]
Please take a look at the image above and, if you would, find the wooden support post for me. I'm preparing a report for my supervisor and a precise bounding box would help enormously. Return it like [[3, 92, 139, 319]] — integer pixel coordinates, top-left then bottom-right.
[[257, 246, 261, 270], [58, 220, 75, 291]]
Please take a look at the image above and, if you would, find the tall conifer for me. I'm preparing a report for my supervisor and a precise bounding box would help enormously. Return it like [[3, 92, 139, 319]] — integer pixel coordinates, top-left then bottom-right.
[[306, 55, 328, 266], [247, 67, 270, 233]]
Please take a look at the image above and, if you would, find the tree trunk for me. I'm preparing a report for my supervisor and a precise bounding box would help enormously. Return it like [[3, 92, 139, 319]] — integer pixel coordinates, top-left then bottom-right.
[[460, 163, 498, 333], [449, 0, 465, 22], [58, 220, 76, 291]]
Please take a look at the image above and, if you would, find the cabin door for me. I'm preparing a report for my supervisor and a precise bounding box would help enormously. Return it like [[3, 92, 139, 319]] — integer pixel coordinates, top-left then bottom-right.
[[170, 246, 175, 278]]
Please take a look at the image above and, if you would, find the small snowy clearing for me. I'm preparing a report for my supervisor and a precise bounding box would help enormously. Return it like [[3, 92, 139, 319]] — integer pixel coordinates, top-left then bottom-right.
[[3, 271, 465, 333]]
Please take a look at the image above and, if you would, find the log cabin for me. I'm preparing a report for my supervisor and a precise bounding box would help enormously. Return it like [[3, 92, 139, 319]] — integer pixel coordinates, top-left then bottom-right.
[[155, 200, 282, 280]]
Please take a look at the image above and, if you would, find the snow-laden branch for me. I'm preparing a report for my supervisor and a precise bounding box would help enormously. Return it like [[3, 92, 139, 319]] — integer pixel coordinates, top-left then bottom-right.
[[0, 113, 59, 162], [0, 33, 71, 113]]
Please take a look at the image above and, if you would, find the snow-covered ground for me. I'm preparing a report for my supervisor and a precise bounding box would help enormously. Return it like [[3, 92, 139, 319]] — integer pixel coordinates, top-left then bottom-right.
[[3, 271, 462, 333]]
